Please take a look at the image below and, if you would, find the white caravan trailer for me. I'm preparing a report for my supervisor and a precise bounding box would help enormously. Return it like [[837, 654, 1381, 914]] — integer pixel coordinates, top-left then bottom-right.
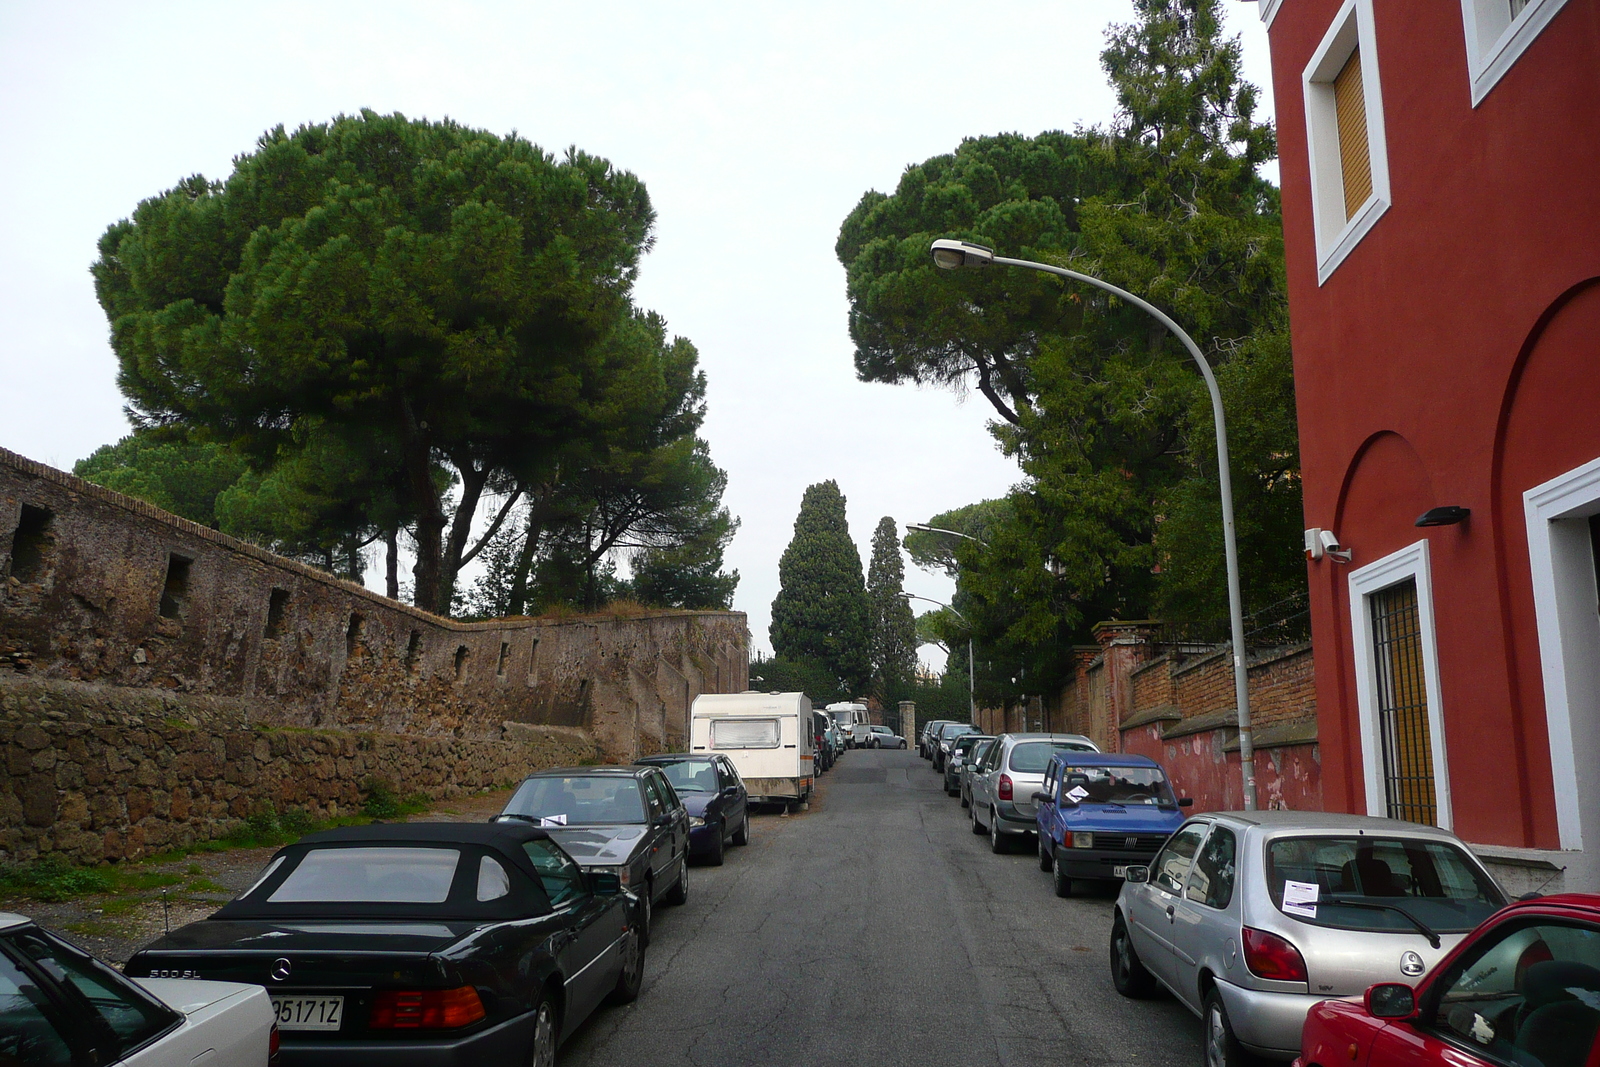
[[692, 692, 815, 810]]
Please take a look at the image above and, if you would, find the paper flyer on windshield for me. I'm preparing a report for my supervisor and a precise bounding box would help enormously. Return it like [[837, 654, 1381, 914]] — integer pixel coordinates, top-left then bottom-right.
[[1281, 879, 1319, 918]]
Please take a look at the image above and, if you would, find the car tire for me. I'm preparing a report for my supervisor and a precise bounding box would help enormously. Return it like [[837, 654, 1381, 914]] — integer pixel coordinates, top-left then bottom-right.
[[959, 789, 969, 809], [527, 991, 560, 1067], [732, 813, 750, 846], [1038, 834, 1053, 872], [970, 803, 985, 835], [945, 784, 958, 797], [706, 828, 725, 866], [605, 925, 645, 1005], [1203, 987, 1250, 1067], [1052, 852, 1075, 897], [1110, 913, 1158, 999], [989, 809, 1007, 854], [664, 859, 689, 906], [638, 883, 653, 945]]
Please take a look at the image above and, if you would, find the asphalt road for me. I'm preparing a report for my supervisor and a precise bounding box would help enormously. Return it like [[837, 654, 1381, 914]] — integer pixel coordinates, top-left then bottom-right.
[[562, 746, 1204, 1067]]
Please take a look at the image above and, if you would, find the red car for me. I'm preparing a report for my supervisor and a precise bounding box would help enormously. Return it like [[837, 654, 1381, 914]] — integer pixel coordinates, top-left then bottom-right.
[[1294, 894, 1600, 1067]]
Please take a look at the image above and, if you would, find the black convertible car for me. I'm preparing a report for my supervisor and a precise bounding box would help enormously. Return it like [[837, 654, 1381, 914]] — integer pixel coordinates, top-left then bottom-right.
[[124, 822, 642, 1067]]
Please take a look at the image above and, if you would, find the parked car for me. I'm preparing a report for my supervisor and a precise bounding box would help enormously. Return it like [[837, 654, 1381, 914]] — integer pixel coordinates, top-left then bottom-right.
[[959, 738, 997, 809], [931, 722, 979, 771], [969, 733, 1100, 851], [810, 712, 833, 773], [634, 753, 751, 866], [1293, 893, 1600, 1067], [943, 733, 994, 796], [1110, 811, 1510, 1064], [693, 692, 815, 810], [497, 764, 690, 943], [1032, 752, 1191, 896], [850, 723, 873, 748], [125, 822, 644, 1067], [1, 912, 276, 1066], [867, 725, 904, 749], [919, 720, 952, 760]]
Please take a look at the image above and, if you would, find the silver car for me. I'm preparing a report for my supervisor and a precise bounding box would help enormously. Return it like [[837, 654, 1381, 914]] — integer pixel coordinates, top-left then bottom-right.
[[1110, 811, 1509, 1065], [967, 733, 1099, 852], [958, 738, 996, 809]]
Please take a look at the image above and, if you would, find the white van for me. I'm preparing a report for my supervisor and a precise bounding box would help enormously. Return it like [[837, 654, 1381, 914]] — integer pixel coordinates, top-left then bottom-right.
[[691, 692, 815, 810], [825, 702, 868, 747]]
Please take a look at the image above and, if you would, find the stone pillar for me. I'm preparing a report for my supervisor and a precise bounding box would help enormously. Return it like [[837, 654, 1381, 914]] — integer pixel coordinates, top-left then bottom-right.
[[898, 700, 916, 745], [1091, 621, 1162, 753]]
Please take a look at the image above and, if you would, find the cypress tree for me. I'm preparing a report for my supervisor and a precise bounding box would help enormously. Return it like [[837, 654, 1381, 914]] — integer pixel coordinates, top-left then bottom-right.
[[867, 515, 918, 701], [769, 481, 871, 695]]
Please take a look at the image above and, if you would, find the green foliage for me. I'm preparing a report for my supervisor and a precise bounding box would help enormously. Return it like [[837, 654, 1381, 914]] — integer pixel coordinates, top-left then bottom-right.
[[748, 653, 852, 705], [361, 779, 430, 821], [866, 516, 917, 701], [74, 430, 249, 528], [839, 0, 1301, 693], [769, 481, 871, 695], [0, 857, 115, 902]]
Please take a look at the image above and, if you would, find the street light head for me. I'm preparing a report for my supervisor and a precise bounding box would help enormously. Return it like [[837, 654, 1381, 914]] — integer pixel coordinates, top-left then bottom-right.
[[930, 239, 995, 270]]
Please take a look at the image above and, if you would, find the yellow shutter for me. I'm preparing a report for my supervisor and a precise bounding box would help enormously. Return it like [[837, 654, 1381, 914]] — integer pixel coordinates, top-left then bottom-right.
[[1333, 49, 1373, 220]]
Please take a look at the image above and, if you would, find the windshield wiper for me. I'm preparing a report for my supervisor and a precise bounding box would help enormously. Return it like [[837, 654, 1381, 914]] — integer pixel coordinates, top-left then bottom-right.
[[1321, 897, 1441, 948], [495, 813, 541, 825]]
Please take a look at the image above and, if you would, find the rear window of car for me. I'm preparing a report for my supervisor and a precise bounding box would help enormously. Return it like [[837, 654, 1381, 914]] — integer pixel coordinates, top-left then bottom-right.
[[952, 735, 984, 755], [655, 760, 719, 794], [1265, 836, 1507, 934], [712, 718, 780, 749], [267, 847, 460, 903], [503, 776, 647, 826], [1008, 741, 1097, 773]]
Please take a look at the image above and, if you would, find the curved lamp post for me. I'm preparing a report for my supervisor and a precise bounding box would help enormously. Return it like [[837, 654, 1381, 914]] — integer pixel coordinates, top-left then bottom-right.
[[900, 591, 975, 723], [930, 238, 1258, 810]]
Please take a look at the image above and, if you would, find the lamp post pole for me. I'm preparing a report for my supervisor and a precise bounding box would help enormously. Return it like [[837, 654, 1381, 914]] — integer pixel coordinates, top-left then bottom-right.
[[929, 239, 1258, 810], [901, 592, 975, 725]]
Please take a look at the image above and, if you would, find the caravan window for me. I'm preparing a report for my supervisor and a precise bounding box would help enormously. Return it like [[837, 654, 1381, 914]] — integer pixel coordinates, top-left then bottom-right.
[[711, 718, 781, 749]]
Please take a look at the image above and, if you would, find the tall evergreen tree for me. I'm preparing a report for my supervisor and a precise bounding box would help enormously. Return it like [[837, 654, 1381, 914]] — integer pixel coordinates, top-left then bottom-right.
[[866, 516, 917, 701], [769, 481, 871, 695]]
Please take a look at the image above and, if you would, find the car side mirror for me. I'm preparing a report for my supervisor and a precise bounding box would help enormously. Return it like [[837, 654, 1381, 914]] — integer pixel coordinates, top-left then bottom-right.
[[1031, 792, 1051, 804], [654, 814, 675, 828], [1178, 798, 1193, 808], [589, 871, 622, 896], [1365, 983, 1416, 1019], [1123, 865, 1149, 884], [723, 786, 740, 797]]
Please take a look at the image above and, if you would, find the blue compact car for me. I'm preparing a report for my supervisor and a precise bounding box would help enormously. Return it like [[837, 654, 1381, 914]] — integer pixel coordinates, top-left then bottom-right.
[[634, 754, 751, 866], [1032, 753, 1192, 897]]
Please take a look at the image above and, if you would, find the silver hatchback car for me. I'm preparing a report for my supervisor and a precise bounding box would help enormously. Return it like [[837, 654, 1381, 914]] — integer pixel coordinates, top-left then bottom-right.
[[1110, 811, 1509, 1065], [968, 733, 1099, 852]]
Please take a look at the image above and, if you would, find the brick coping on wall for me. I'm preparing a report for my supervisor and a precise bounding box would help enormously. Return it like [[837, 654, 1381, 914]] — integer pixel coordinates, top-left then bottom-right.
[[1, 445, 743, 634]]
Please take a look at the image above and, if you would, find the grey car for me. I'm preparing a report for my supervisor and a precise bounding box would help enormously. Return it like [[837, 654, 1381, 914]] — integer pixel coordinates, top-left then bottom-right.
[[968, 733, 1099, 852], [931, 722, 979, 772], [867, 725, 905, 748], [943, 733, 993, 796], [919, 720, 952, 760], [1110, 810, 1509, 1065], [958, 738, 996, 809]]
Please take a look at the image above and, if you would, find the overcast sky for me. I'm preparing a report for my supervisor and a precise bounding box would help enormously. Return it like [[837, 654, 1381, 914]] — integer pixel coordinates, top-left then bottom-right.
[[0, 1, 1274, 666]]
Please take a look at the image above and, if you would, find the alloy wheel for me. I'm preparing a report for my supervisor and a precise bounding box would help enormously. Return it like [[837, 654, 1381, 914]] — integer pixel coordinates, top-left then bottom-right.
[[529, 999, 557, 1067]]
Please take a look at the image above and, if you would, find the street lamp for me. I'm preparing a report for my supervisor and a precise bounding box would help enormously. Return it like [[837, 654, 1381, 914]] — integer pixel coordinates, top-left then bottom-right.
[[905, 523, 987, 545], [930, 238, 1259, 810], [901, 592, 975, 723]]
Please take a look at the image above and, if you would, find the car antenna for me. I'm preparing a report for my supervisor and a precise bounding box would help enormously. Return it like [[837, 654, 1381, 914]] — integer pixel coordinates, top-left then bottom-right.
[[161, 887, 170, 934], [1521, 863, 1568, 901]]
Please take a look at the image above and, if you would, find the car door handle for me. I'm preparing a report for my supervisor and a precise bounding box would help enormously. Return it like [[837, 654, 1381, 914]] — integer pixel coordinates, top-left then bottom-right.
[[1165, 905, 1175, 922]]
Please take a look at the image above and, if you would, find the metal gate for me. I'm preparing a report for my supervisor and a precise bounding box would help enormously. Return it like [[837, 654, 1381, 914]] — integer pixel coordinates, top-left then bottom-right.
[[1370, 579, 1437, 825]]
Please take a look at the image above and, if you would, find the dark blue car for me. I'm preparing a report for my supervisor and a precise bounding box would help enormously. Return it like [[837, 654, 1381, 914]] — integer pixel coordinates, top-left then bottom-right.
[[634, 754, 750, 866], [1032, 752, 1192, 897]]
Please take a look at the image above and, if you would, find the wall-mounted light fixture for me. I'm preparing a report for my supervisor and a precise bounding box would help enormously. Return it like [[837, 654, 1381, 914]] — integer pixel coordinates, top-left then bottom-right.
[[1415, 506, 1470, 527], [1304, 528, 1352, 563]]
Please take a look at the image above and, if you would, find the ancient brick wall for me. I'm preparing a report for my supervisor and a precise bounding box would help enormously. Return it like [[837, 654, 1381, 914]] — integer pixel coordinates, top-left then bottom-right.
[[0, 447, 749, 862]]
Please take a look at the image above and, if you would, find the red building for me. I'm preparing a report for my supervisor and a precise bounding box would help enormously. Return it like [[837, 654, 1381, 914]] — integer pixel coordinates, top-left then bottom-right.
[[1257, 0, 1600, 892]]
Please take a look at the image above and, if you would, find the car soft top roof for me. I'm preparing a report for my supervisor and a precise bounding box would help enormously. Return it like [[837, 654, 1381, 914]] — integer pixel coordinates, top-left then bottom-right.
[[635, 753, 713, 764], [1050, 752, 1160, 769], [517, 765, 649, 780], [297, 821, 549, 847]]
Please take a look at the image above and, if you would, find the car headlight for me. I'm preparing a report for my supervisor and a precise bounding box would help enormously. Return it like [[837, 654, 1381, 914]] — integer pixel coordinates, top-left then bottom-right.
[[1072, 832, 1094, 849], [688, 816, 705, 827], [586, 864, 630, 886]]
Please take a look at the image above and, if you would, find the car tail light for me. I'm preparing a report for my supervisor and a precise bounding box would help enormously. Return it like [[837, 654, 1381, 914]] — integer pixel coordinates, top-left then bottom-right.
[[269, 1021, 280, 1064], [1241, 927, 1308, 983], [998, 774, 1014, 801], [369, 986, 487, 1029]]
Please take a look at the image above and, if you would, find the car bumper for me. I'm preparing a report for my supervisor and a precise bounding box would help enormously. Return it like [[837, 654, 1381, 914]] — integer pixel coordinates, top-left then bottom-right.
[[282, 1010, 534, 1066], [1211, 978, 1319, 1060], [992, 803, 1035, 834], [1052, 847, 1159, 880], [688, 823, 721, 853]]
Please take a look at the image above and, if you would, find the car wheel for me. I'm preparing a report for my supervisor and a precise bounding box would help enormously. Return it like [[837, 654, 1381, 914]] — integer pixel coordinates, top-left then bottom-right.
[[731, 813, 749, 846], [1110, 913, 1158, 999], [969, 803, 985, 835], [1038, 834, 1053, 872], [638, 883, 653, 945], [960, 788, 969, 809], [945, 784, 958, 797], [706, 828, 725, 866], [989, 809, 1007, 854], [1203, 987, 1249, 1067], [527, 991, 559, 1067], [1052, 852, 1075, 897], [605, 925, 645, 1005], [664, 859, 689, 905]]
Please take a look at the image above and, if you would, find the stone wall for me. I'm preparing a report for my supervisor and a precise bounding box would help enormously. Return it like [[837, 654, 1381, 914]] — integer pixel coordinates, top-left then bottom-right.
[[0, 446, 749, 863]]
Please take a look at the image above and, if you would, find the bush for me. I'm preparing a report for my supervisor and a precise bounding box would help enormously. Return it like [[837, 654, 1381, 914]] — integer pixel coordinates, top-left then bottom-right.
[[0, 857, 115, 902]]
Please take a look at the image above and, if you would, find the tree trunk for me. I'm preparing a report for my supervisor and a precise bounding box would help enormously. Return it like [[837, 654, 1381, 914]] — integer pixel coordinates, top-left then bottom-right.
[[385, 528, 399, 600], [437, 458, 490, 614], [507, 484, 558, 616], [401, 400, 446, 614]]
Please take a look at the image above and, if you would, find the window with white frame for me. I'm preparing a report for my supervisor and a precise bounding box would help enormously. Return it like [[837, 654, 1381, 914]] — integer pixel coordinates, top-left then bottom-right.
[[1460, 0, 1569, 107], [1349, 540, 1453, 829], [1302, 0, 1391, 285]]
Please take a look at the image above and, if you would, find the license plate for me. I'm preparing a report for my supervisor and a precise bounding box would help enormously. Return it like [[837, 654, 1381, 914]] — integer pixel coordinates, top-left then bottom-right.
[[271, 996, 344, 1031], [1113, 865, 1128, 878]]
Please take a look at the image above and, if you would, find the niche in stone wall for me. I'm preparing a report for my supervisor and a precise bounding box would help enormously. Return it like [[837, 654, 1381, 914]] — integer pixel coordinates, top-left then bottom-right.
[[526, 638, 540, 686], [453, 645, 469, 682], [265, 589, 290, 638], [8, 504, 54, 583], [496, 641, 510, 678], [158, 555, 192, 620], [346, 613, 365, 658], [404, 631, 422, 674]]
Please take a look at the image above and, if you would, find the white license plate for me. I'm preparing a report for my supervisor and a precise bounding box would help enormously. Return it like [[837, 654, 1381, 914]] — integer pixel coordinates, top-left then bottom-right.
[[1113, 865, 1128, 878], [271, 995, 344, 1031]]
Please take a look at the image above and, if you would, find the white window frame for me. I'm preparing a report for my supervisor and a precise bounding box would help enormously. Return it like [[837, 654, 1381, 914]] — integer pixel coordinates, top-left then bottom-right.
[[1348, 539, 1454, 829], [1523, 454, 1600, 851], [1302, 0, 1392, 285], [1460, 0, 1569, 107]]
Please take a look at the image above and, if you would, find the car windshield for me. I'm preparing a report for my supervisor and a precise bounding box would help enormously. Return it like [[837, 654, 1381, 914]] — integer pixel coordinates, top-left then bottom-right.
[[1061, 765, 1176, 805], [267, 847, 461, 903], [1266, 836, 1507, 934], [1008, 741, 1097, 773], [970, 741, 995, 764], [952, 735, 984, 755], [503, 776, 647, 826], [652, 761, 719, 794]]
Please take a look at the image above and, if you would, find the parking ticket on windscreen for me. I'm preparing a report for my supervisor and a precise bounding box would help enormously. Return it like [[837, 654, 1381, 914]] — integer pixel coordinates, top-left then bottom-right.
[[1282, 880, 1319, 918]]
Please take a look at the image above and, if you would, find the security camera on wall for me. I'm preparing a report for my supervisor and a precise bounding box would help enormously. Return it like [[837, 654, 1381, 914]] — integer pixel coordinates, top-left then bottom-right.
[[1304, 528, 1352, 563]]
